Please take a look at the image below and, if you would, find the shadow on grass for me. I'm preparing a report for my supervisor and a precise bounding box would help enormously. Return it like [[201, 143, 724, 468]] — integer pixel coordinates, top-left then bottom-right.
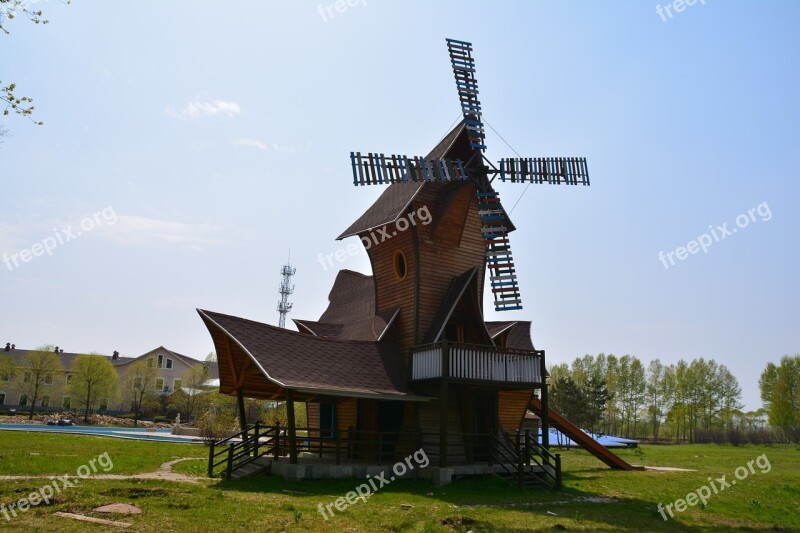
[[206, 467, 720, 532]]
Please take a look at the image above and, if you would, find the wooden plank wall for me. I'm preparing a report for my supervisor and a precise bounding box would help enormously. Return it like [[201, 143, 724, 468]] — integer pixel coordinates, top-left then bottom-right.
[[416, 183, 487, 346], [498, 389, 534, 434], [306, 402, 320, 430], [336, 398, 358, 434], [365, 181, 489, 368]]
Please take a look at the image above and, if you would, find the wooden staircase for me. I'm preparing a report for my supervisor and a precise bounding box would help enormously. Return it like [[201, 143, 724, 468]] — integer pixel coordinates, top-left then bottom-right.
[[490, 430, 561, 489], [226, 458, 270, 481], [208, 423, 277, 480]]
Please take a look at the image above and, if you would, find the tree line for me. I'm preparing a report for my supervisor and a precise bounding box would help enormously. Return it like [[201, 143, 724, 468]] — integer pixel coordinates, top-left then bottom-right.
[[548, 353, 800, 444]]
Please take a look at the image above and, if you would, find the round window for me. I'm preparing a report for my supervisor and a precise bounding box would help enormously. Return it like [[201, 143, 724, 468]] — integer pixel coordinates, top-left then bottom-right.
[[393, 250, 407, 280]]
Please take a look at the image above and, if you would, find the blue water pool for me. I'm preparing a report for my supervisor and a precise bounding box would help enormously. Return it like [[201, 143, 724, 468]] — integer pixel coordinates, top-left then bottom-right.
[[0, 423, 202, 443]]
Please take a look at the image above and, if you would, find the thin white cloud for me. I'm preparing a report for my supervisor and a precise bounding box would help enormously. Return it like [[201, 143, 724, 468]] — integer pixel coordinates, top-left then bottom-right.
[[0, 221, 28, 253], [233, 138, 268, 150], [96, 215, 224, 252], [165, 100, 241, 120], [232, 139, 311, 153]]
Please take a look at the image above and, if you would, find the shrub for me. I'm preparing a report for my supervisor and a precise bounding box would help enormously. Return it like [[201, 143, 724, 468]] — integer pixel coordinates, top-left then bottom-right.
[[198, 410, 238, 446]]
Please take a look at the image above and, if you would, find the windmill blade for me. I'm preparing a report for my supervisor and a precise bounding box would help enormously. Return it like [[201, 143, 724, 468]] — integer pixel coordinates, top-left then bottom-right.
[[477, 190, 522, 311], [446, 38, 487, 152], [350, 152, 470, 186], [499, 157, 590, 186]]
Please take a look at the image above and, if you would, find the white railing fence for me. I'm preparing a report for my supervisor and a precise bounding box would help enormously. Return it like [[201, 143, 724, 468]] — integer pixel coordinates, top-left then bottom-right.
[[411, 342, 542, 383]]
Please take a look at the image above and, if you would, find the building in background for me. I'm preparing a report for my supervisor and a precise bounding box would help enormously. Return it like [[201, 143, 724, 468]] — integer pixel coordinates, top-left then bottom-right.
[[0, 344, 218, 415]]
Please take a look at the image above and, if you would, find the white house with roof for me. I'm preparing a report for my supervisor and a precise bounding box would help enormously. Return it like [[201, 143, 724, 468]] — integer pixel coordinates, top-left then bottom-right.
[[0, 343, 219, 414]]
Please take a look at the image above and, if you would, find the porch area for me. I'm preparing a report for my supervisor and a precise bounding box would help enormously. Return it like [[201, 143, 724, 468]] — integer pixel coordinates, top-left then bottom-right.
[[208, 423, 561, 487]]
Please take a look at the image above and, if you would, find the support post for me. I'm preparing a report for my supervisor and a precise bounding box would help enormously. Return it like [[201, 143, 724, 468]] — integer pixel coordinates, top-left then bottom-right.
[[439, 342, 449, 468], [226, 445, 234, 480], [253, 421, 260, 458], [273, 423, 281, 460], [555, 453, 562, 489], [539, 350, 550, 454], [286, 389, 298, 464], [335, 427, 341, 465], [236, 388, 247, 432]]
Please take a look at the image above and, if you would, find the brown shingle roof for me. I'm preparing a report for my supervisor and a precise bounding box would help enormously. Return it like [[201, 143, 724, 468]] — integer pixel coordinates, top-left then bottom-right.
[[294, 269, 399, 342], [485, 321, 535, 350], [293, 320, 345, 338], [338, 119, 516, 240], [505, 321, 534, 350], [485, 321, 517, 338], [337, 122, 468, 240], [198, 309, 416, 399]]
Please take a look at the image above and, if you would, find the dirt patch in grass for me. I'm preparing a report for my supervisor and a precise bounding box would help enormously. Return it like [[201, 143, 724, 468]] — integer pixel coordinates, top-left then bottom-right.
[[101, 487, 171, 499], [441, 515, 487, 531]]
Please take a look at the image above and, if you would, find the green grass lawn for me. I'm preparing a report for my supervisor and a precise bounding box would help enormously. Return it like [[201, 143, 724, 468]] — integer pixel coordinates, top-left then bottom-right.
[[0, 430, 798, 532]]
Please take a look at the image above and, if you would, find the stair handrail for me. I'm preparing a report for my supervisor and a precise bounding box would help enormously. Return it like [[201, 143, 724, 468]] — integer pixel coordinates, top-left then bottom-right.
[[523, 430, 561, 488], [208, 422, 279, 478]]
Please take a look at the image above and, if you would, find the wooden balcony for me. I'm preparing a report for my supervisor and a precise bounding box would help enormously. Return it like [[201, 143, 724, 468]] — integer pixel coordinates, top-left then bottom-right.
[[411, 341, 544, 385]]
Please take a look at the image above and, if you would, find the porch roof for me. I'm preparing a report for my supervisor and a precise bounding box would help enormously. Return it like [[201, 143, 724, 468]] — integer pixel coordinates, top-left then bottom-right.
[[198, 309, 423, 402]]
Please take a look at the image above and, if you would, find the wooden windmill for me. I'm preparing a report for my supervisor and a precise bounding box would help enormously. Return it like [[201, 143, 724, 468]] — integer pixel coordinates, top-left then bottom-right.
[[350, 38, 590, 312], [199, 38, 612, 486]]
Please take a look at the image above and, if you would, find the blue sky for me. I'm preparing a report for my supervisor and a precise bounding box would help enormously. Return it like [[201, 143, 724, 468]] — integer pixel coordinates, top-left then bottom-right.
[[2, 1, 798, 410]]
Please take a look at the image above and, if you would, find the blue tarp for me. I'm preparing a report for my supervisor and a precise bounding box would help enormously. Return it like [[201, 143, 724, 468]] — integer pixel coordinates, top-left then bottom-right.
[[538, 428, 638, 448]]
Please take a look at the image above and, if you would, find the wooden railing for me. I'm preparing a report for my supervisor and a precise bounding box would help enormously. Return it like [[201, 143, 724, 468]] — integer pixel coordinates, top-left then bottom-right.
[[208, 422, 277, 478], [208, 424, 560, 489], [411, 341, 543, 384]]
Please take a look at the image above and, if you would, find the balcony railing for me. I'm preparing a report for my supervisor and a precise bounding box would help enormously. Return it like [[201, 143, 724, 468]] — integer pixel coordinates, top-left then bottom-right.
[[411, 341, 543, 384]]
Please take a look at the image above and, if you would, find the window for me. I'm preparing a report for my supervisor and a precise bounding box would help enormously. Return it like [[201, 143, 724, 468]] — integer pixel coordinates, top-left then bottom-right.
[[66, 374, 73, 385], [0, 393, 6, 405], [174, 379, 182, 390], [166, 358, 173, 369], [19, 394, 28, 406], [157, 354, 164, 368], [393, 250, 407, 281], [23, 372, 31, 383], [0, 372, 9, 382], [147, 358, 154, 368], [41, 396, 50, 408], [319, 402, 337, 438], [62, 397, 71, 410], [44, 374, 53, 385], [99, 399, 108, 411], [155, 378, 164, 391], [133, 377, 142, 389]]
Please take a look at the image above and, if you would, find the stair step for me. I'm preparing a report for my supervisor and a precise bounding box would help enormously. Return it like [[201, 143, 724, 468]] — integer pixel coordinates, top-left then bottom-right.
[[227, 460, 271, 481]]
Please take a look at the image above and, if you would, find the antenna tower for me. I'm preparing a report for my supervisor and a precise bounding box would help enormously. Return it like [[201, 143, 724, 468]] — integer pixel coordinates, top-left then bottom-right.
[[277, 255, 296, 329]]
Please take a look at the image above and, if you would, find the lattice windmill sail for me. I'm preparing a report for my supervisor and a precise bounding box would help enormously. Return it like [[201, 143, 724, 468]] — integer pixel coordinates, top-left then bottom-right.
[[349, 38, 590, 312]]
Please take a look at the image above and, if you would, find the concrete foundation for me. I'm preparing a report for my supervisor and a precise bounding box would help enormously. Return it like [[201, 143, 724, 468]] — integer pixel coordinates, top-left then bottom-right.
[[265, 458, 514, 485]]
